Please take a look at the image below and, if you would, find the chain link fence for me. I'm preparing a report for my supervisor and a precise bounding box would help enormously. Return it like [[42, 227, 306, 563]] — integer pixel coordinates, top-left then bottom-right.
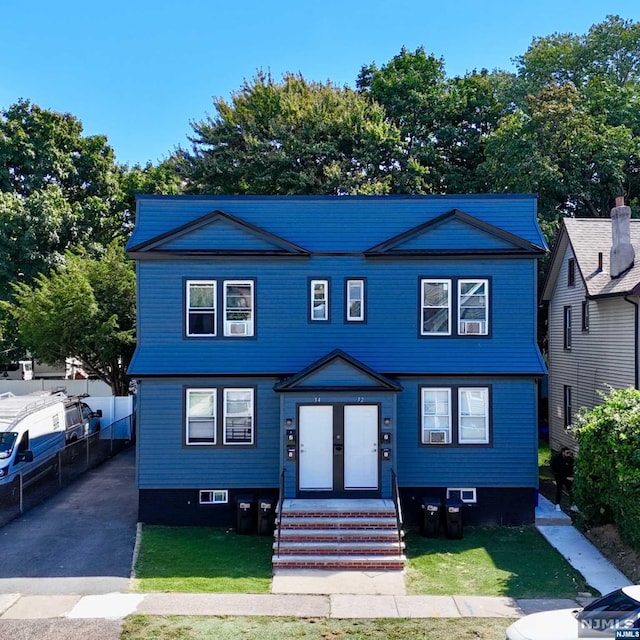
[[0, 414, 133, 527]]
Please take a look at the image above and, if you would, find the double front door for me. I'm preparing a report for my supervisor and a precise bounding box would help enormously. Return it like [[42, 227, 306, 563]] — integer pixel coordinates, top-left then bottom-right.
[[298, 404, 379, 493]]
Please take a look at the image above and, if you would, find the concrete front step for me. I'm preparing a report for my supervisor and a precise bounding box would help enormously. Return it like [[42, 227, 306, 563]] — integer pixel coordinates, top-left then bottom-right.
[[278, 516, 398, 530], [272, 554, 406, 570], [273, 499, 406, 571], [274, 541, 405, 555], [277, 528, 403, 542]]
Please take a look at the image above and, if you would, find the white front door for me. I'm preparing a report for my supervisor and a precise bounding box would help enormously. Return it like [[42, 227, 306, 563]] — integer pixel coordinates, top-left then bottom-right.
[[344, 405, 379, 490], [298, 405, 333, 491]]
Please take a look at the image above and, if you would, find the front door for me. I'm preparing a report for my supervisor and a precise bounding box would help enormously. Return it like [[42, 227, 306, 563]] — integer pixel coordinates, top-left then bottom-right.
[[298, 403, 379, 494], [344, 405, 378, 489], [299, 405, 333, 490]]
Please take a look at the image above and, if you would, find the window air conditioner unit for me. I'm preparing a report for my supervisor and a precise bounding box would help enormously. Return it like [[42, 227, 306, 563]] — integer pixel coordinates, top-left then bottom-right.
[[228, 321, 250, 336], [429, 430, 447, 444], [460, 321, 485, 335]]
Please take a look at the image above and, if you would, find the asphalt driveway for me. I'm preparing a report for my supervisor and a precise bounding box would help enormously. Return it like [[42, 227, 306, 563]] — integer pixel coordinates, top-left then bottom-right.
[[0, 446, 137, 595]]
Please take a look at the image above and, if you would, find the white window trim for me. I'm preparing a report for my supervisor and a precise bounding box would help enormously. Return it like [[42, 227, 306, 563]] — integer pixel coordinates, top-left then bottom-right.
[[223, 280, 254, 337], [458, 279, 489, 336], [421, 387, 452, 444], [346, 279, 365, 322], [447, 487, 477, 504], [186, 388, 217, 445], [186, 280, 217, 337], [458, 387, 489, 444], [421, 279, 451, 336], [199, 489, 228, 504], [310, 279, 329, 321], [223, 388, 254, 445]]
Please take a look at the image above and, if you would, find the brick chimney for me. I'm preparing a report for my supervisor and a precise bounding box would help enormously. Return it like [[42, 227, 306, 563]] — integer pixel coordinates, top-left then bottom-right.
[[610, 196, 635, 278]]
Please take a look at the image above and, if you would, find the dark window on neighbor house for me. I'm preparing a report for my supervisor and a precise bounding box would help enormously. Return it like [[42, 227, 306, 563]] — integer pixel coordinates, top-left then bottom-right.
[[564, 385, 572, 427], [582, 300, 590, 332], [563, 306, 572, 350], [568, 258, 576, 286]]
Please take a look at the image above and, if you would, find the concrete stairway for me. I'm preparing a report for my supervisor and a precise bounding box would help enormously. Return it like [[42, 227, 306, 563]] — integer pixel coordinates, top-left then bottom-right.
[[272, 499, 405, 570]]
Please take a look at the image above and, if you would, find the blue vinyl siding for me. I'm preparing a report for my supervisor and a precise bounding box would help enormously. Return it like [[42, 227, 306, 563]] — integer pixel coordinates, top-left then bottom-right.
[[396, 377, 539, 488], [130, 256, 544, 376], [129, 195, 546, 507], [137, 378, 280, 489]]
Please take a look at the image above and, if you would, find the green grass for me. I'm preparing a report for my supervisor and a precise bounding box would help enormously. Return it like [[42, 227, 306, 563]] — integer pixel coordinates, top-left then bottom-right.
[[121, 615, 513, 640], [132, 526, 273, 593], [404, 526, 590, 598]]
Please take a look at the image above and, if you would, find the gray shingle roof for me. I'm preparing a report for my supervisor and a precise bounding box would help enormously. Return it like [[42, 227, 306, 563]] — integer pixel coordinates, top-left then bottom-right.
[[565, 218, 640, 297]]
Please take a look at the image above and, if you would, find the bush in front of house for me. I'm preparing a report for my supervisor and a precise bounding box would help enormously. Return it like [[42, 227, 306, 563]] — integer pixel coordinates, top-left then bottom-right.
[[571, 387, 640, 549]]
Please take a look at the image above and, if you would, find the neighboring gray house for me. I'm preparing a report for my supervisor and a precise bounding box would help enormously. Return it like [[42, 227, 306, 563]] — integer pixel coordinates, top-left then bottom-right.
[[541, 198, 640, 452]]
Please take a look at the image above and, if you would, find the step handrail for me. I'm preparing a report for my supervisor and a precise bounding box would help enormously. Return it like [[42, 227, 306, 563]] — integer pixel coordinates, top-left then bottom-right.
[[391, 468, 403, 557], [276, 467, 285, 557]]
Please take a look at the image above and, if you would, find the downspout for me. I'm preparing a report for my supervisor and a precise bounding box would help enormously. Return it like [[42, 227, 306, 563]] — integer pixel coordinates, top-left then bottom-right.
[[624, 295, 639, 390]]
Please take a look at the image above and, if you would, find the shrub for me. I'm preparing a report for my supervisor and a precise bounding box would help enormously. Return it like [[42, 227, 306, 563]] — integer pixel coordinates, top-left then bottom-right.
[[571, 387, 640, 548]]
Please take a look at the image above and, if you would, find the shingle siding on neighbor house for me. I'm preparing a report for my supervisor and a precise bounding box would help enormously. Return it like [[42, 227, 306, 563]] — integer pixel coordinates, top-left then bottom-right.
[[543, 214, 640, 453], [128, 194, 547, 527]]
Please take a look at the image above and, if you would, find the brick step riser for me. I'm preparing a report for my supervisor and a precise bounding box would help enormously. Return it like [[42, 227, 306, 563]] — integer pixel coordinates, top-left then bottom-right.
[[272, 560, 405, 570], [278, 521, 397, 530], [277, 534, 400, 543], [280, 512, 396, 519], [273, 548, 403, 556]]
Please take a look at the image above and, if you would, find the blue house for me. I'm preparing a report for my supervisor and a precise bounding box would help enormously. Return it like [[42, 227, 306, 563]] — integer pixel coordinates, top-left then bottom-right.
[[126, 194, 547, 556]]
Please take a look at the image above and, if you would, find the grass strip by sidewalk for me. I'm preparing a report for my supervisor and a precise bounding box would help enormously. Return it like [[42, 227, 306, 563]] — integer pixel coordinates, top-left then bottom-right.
[[121, 615, 513, 640], [405, 526, 590, 598], [132, 526, 273, 593]]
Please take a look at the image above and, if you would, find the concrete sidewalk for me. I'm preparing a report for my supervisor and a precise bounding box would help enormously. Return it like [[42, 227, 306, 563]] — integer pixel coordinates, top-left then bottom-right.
[[0, 591, 582, 620]]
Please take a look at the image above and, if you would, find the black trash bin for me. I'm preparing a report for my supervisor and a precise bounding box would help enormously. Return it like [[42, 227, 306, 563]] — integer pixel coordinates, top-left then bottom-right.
[[236, 495, 255, 534], [444, 497, 464, 539], [420, 497, 442, 538], [257, 496, 275, 536]]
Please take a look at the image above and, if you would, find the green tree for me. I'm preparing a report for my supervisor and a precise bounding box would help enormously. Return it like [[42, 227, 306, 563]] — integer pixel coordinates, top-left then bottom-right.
[[572, 387, 640, 549], [0, 99, 128, 245], [8, 245, 136, 395], [174, 71, 401, 195], [357, 47, 513, 193], [484, 15, 640, 235]]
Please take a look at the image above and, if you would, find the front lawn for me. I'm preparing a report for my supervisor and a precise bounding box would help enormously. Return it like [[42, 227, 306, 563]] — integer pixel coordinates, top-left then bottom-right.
[[405, 526, 589, 598], [132, 526, 273, 593], [133, 523, 590, 599]]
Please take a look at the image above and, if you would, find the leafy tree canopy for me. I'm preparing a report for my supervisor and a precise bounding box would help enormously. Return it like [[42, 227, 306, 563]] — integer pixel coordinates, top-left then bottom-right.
[[173, 71, 401, 195], [8, 245, 136, 395]]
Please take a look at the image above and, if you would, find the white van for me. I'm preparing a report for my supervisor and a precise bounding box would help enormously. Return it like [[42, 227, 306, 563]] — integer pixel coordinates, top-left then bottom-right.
[[0, 361, 33, 381], [0, 392, 67, 503]]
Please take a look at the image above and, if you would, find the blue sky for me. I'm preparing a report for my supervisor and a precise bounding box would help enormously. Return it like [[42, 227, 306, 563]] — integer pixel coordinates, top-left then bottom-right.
[[2, 1, 639, 167]]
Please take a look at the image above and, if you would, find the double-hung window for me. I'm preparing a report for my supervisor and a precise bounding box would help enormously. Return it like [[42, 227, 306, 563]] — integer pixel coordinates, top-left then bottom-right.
[[563, 306, 572, 350], [224, 281, 254, 336], [458, 388, 489, 444], [458, 280, 488, 335], [421, 280, 451, 335], [310, 279, 329, 321], [421, 388, 451, 444], [421, 385, 490, 445], [346, 279, 365, 322], [582, 300, 590, 332], [186, 387, 255, 447], [186, 389, 217, 445], [223, 388, 254, 445], [187, 281, 216, 336], [564, 385, 572, 427]]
